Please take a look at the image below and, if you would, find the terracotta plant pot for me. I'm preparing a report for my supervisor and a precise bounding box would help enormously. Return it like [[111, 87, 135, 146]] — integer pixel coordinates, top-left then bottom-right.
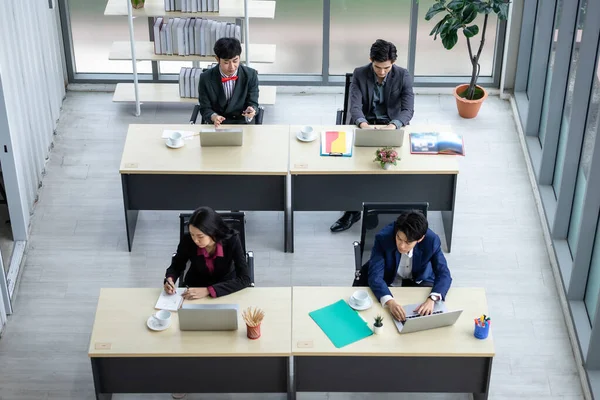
[[247, 324, 261, 340], [131, 0, 145, 9], [453, 84, 488, 119]]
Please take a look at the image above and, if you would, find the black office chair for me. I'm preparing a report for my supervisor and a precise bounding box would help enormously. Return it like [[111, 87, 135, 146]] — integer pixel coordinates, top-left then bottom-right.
[[178, 212, 255, 286], [352, 202, 429, 286], [335, 73, 353, 125], [189, 105, 265, 125]]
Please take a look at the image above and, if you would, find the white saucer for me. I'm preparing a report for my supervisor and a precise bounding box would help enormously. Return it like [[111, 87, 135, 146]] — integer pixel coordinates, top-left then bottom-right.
[[348, 296, 373, 311], [166, 141, 184, 149], [296, 132, 317, 142], [146, 316, 172, 331]]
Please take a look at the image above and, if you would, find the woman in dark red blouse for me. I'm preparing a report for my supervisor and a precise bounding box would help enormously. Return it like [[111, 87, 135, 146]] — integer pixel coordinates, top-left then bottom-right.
[[163, 206, 251, 300]]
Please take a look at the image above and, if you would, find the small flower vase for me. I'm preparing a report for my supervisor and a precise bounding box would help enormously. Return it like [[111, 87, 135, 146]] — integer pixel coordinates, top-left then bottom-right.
[[373, 324, 383, 335], [382, 163, 392, 170], [247, 323, 261, 340]]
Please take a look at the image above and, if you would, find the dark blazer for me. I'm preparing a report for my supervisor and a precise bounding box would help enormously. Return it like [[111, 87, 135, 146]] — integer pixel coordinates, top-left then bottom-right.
[[165, 233, 251, 297], [198, 65, 259, 124], [349, 63, 414, 126], [368, 223, 452, 302]]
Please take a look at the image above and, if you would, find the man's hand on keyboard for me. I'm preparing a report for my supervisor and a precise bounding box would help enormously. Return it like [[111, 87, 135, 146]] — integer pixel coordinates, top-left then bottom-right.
[[386, 299, 406, 322], [415, 298, 435, 316]]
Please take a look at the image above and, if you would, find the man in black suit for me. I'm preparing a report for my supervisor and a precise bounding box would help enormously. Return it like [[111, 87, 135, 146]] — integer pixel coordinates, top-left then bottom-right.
[[198, 37, 259, 126], [330, 39, 415, 233]]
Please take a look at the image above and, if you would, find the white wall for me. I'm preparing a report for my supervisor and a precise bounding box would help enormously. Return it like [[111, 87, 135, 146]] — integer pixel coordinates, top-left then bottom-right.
[[0, 0, 65, 240]]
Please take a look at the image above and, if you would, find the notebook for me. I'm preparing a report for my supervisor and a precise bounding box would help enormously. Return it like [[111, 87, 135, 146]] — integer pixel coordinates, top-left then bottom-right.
[[409, 132, 465, 155], [320, 131, 353, 157], [309, 299, 372, 348], [155, 288, 186, 311]]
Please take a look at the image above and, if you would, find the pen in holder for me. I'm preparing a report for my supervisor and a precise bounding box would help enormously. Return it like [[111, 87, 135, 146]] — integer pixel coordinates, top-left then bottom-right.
[[473, 315, 490, 339]]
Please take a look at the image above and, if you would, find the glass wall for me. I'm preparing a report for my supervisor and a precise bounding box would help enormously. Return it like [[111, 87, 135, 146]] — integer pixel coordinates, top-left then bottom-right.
[[68, 0, 151, 73], [329, 0, 410, 75], [414, 0, 498, 76], [586, 213, 600, 323]]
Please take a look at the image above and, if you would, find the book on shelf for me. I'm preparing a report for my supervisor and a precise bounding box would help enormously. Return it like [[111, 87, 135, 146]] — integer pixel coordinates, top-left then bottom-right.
[[409, 132, 465, 156], [165, 0, 219, 12], [179, 67, 204, 99]]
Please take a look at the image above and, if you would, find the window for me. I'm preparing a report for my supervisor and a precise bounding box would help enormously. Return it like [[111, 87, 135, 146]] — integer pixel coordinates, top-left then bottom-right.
[[414, 0, 498, 76], [68, 0, 151, 73], [586, 213, 600, 323], [329, 0, 410, 75]]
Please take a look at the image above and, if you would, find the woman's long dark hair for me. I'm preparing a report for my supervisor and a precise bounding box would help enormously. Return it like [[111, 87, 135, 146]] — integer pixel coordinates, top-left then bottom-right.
[[188, 206, 235, 243]]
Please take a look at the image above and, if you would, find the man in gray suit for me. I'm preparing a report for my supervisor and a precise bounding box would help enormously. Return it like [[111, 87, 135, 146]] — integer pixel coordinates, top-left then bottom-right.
[[330, 39, 415, 233], [198, 38, 259, 126]]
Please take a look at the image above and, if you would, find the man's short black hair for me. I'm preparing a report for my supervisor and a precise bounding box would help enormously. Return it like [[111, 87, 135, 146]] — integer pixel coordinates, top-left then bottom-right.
[[214, 37, 242, 60], [393, 210, 428, 242], [370, 39, 398, 63]]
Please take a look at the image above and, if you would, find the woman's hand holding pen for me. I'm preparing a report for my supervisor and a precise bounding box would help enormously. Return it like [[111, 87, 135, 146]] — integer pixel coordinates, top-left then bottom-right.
[[164, 277, 176, 294]]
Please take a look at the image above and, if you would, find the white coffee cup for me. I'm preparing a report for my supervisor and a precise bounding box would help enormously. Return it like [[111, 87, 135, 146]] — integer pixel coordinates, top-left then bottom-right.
[[153, 310, 172, 327], [351, 290, 369, 307], [166, 131, 184, 147], [300, 125, 313, 139]]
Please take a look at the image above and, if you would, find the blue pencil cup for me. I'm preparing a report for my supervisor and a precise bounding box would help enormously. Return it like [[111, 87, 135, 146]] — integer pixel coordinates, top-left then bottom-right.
[[474, 322, 490, 339]]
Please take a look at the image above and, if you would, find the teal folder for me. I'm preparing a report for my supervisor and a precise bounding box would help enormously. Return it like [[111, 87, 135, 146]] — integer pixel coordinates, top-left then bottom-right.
[[309, 299, 373, 348]]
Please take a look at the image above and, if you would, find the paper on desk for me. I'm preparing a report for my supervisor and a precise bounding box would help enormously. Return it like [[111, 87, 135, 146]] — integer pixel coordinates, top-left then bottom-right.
[[161, 130, 198, 141], [309, 299, 372, 348], [155, 288, 186, 311]]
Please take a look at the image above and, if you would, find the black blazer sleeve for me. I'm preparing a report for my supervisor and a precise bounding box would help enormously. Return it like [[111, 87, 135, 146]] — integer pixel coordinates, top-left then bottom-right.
[[212, 234, 251, 297], [390, 68, 414, 126], [245, 67, 259, 112], [165, 236, 193, 283], [198, 70, 217, 124], [349, 66, 367, 124]]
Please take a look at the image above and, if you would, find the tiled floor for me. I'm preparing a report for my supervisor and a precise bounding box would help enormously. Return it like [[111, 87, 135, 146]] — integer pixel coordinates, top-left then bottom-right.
[[0, 90, 586, 400]]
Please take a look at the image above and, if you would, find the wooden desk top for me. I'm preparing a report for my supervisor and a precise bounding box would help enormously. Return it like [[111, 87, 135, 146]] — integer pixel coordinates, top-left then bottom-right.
[[88, 288, 291, 357], [119, 124, 289, 175], [292, 287, 494, 357], [289, 125, 460, 175]]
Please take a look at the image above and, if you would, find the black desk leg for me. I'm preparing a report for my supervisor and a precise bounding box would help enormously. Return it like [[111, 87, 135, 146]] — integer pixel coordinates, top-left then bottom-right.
[[288, 176, 295, 253], [441, 174, 457, 252], [473, 357, 493, 400], [91, 358, 112, 400], [284, 175, 291, 253], [287, 356, 296, 400], [121, 175, 139, 252]]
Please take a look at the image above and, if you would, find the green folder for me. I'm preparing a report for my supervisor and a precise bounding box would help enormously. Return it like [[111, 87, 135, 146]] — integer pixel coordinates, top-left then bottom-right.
[[309, 299, 373, 348]]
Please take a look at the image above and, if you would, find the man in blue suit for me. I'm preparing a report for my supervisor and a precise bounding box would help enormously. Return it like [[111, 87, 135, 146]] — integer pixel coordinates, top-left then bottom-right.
[[367, 211, 452, 322]]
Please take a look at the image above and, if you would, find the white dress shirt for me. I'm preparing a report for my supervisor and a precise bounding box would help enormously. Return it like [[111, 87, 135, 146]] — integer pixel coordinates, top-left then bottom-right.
[[379, 249, 441, 307]]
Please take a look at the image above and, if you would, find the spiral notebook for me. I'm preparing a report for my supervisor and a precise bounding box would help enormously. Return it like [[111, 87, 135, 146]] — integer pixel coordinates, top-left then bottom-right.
[[155, 288, 186, 311]]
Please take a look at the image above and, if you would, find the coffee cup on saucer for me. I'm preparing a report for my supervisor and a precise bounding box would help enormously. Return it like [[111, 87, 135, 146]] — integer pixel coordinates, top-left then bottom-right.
[[152, 310, 172, 327], [299, 125, 314, 140], [349, 290, 372, 310], [166, 131, 184, 148]]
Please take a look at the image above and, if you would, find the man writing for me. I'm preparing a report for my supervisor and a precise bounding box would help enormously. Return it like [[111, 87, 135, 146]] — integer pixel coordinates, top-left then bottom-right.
[[198, 37, 259, 126], [330, 39, 415, 232]]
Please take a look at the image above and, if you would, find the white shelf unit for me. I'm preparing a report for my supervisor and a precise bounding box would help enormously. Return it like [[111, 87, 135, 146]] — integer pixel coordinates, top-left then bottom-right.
[[105, 0, 277, 114]]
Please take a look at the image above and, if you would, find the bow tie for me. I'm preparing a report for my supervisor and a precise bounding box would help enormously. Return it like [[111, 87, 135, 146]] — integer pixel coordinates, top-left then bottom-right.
[[221, 76, 238, 83]]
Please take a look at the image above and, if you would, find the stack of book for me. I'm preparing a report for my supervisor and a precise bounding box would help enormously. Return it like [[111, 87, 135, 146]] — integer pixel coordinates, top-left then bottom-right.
[[179, 67, 203, 98], [153, 17, 241, 56], [164, 0, 220, 12]]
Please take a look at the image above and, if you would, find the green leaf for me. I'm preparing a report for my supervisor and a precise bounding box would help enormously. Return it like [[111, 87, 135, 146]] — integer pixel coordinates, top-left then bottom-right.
[[462, 4, 478, 24], [463, 24, 479, 38], [441, 29, 459, 49], [497, 3, 509, 20], [429, 15, 450, 40], [447, 0, 465, 11], [425, 2, 446, 21]]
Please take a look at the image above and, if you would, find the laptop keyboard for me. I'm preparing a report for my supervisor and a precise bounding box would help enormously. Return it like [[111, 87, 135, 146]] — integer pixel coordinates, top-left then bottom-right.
[[405, 310, 443, 319]]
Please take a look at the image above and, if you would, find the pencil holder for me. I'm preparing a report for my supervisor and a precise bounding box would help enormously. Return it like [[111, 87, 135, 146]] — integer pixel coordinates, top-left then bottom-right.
[[474, 321, 490, 339], [247, 323, 261, 340]]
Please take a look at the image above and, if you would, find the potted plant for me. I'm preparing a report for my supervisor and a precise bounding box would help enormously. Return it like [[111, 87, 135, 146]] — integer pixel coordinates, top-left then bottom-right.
[[373, 315, 384, 335], [373, 147, 399, 170], [131, 0, 145, 9], [425, 0, 510, 118]]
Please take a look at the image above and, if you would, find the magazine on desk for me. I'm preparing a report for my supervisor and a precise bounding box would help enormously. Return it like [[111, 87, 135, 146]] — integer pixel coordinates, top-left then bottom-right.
[[409, 132, 465, 156]]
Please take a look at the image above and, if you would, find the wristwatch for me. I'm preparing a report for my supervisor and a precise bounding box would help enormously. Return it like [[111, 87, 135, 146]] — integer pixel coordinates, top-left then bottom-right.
[[429, 294, 440, 302]]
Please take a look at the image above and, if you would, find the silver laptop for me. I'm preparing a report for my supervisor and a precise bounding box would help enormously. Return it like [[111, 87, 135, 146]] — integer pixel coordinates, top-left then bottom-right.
[[393, 302, 463, 334], [178, 304, 239, 331], [199, 128, 243, 147], [354, 127, 405, 147]]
